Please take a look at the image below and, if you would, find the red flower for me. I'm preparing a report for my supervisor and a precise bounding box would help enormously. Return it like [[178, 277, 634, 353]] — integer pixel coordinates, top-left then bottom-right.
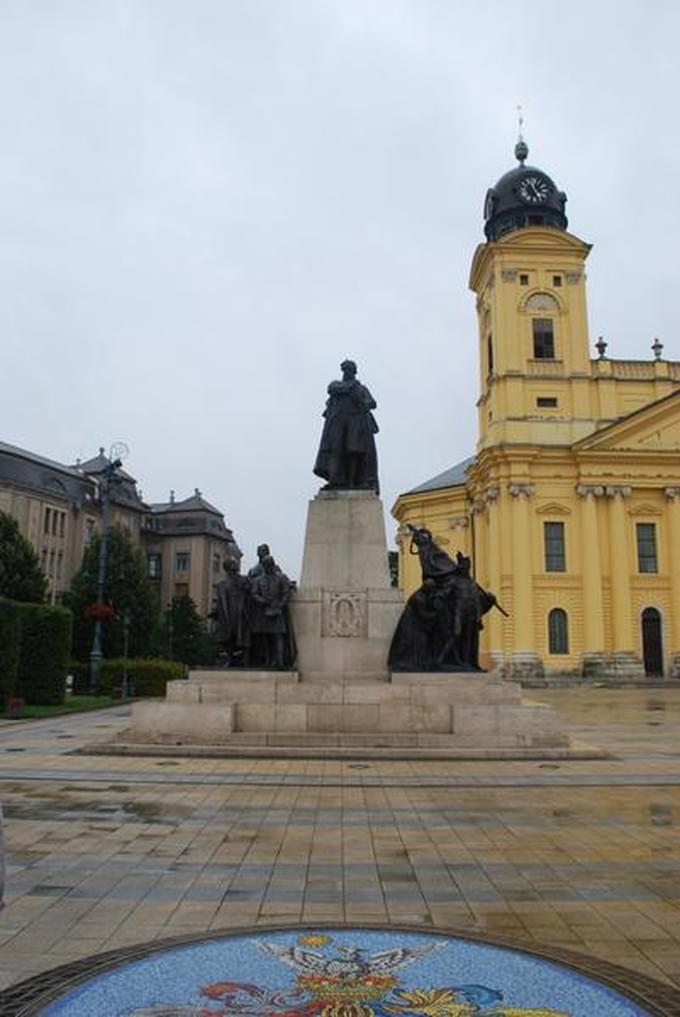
[[84, 603, 116, 621]]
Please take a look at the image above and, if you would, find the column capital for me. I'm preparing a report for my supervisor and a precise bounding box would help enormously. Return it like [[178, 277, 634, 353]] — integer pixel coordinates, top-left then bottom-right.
[[664, 487, 680, 501], [448, 515, 469, 529], [508, 483, 534, 500], [576, 484, 605, 498], [483, 485, 500, 504], [605, 485, 632, 499]]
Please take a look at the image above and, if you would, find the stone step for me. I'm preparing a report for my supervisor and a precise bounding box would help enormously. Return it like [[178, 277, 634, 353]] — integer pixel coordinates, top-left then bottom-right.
[[84, 737, 605, 761]]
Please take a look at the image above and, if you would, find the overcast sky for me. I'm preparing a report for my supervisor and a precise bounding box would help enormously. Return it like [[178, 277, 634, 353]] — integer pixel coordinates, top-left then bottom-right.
[[2, 1, 679, 576]]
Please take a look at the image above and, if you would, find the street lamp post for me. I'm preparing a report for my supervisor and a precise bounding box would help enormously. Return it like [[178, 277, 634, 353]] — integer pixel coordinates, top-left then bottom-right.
[[121, 607, 131, 700], [167, 603, 174, 660], [88, 455, 123, 695]]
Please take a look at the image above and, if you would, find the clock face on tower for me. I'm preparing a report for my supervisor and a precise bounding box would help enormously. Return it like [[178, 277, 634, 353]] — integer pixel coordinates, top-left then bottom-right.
[[517, 174, 551, 204]]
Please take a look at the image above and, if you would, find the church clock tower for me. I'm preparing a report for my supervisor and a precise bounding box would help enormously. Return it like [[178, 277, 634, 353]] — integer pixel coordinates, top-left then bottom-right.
[[469, 138, 594, 451]]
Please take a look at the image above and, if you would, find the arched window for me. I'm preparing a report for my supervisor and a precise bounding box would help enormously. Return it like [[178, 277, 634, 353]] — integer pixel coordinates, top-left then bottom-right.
[[525, 292, 560, 311], [548, 608, 569, 654]]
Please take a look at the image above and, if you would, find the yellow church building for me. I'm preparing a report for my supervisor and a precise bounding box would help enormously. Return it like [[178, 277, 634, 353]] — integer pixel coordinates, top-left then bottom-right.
[[393, 138, 680, 679]]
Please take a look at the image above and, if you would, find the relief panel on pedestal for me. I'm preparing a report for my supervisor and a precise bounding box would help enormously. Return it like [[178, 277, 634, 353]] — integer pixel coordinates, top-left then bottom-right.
[[322, 591, 368, 638]]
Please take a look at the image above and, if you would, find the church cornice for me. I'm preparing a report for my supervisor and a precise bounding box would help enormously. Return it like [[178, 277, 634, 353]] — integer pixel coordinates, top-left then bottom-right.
[[468, 229, 591, 291]]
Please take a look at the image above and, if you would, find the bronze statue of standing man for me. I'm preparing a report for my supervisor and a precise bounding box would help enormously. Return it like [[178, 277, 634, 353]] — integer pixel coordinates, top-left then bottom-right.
[[313, 359, 379, 493]]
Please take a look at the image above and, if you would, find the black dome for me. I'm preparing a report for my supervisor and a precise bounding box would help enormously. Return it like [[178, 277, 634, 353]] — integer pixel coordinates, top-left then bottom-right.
[[483, 144, 567, 241]]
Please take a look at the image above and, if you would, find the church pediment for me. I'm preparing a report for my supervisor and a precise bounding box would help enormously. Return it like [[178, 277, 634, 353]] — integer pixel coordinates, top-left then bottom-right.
[[574, 390, 680, 453], [627, 502, 662, 516], [535, 501, 571, 515]]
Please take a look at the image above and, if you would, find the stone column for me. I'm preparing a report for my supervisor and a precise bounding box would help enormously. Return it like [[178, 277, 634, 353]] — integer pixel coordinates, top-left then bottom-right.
[[576, 484, 606, 676], [665, 488, 680, 677], [606, 485, 644, 677], [483, 486, 503, 668], [507, 483, 543, 678]]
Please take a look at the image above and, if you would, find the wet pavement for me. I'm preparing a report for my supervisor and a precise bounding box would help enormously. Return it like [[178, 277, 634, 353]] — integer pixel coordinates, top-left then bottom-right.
[[0, 688, 679, 992]]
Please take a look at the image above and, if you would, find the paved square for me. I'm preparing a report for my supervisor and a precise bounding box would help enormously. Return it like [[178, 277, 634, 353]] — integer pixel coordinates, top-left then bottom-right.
[[1, 687, 679, 993]]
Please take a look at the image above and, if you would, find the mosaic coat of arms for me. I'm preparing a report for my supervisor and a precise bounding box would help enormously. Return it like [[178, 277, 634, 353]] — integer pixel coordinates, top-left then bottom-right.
[[39, 928, 652, 1017], [126, 934, 569, 1017]]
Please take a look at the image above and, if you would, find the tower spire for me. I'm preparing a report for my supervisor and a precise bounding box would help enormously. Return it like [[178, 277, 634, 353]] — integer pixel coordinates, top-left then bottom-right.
[[515, 104, 529, 164]]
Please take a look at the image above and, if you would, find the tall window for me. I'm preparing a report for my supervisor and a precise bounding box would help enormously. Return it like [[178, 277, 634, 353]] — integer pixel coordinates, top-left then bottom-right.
[[487, 333, 494, 374], [44, 507, 51, 534], [212, 553, 221, 574], [148, 553, 162, 579], [532, 318, 555, 359], [548, 609, 569, 654], [636, 523, 658, 573], [176, 552, 191, 572], [544, 521, 566, 572]]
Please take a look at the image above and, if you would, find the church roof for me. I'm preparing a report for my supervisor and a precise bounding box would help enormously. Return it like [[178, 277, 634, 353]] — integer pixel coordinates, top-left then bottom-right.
[[483, 139, 567, 241], [405, 455, 475, 495]]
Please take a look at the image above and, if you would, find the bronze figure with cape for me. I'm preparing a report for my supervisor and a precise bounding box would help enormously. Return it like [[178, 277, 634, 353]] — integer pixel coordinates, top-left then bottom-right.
[[313, 359, 379, 493]]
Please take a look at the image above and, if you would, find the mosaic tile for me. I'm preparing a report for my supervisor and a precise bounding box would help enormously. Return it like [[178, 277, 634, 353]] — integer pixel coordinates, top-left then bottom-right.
[[8, 926, 669, 1017]]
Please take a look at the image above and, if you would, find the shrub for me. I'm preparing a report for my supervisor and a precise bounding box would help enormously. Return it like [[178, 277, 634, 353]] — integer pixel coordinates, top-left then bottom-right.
[[15, 603, 73, 705], [71, 657, 184, 697], [0, 598, 22, 708]]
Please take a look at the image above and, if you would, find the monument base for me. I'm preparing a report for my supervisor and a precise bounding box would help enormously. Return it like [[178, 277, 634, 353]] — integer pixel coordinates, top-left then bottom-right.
[[115, 489, 582, 759], [292, 489, 404, 681], [122, 669, 577, 755]]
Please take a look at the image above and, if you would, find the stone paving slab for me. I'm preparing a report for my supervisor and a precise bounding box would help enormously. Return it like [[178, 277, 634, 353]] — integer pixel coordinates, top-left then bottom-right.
[[0, 689, 679, 995]]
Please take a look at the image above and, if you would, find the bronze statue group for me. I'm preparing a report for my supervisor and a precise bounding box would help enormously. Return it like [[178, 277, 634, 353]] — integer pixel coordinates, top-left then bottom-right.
[[388, 525, 506, 673], [212, 360, 504, 673], [212, 544, 296, 670]]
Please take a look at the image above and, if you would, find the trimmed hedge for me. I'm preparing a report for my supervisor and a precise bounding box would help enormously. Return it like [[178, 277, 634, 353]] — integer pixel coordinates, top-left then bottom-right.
[[0, 598, 21, 708], [0, 597, 73, 707], [71, 657, 184, 697], [15, 603, 73, 706]]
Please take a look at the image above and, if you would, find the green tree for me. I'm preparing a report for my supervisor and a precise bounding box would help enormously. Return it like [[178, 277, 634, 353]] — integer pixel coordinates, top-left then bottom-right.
[[0, 511, 47, 603], [65, 525, 159, 661], [158, 595, 216, 666]]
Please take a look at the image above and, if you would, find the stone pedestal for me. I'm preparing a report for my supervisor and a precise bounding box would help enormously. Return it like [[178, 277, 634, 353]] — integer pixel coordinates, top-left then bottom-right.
[[507, 651, 545, 679], [291, 490, 404, 681], [581, 652, 610, 679], [125, 670, 574, 753], [608, 651, 645, 679]]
